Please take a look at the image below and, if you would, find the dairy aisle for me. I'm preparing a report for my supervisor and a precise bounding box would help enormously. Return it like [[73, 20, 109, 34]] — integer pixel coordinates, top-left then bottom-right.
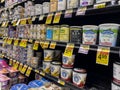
[[0, 0, 120, 90]]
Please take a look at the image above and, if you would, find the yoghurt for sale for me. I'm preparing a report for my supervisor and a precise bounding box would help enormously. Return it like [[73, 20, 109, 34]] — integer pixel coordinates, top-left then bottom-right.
[[99, 23, 119, 46], [61, 66, 72, 81], [43, 61, 51, 73], [82, 25, 98, 45], [44, 50, 54, 61]]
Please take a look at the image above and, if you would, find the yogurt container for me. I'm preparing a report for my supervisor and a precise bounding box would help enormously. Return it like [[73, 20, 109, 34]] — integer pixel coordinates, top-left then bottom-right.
[[53, 25, 60, 41], [46, 26, 53, 41], [67, 0, 78, 9], [73, 68, 87, 88], [82, 25, 98, 45], [60, 25, 70, 42], [50, 61, 61, 78], [10, 84, 29, 90], [113, 62, 120, 85], [70, 26, 82, 44], [43, 2, 50, 14], [99, 23, 119, 47], [112, 82, 120, 90], [58, 0, 67, 11], [43, 61, 51, 73], [80, 0, 94, 6], [53, 50, 62, 61], [62, 55, 75, 68], [50, 1, 58, 12], [61, 66, 72, 81], [44, 50, 54, 61]]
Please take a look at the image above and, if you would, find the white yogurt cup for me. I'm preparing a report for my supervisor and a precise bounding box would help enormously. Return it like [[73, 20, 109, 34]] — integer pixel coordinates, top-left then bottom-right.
[[112, 82, 120, 90], [43, 61, 51, 73], [44, 50, 54, 61]]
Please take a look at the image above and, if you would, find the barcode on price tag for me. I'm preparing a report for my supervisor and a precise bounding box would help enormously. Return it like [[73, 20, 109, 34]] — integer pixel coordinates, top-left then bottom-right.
[[53, 12, 62, 24], [63, 43, 74, 57], [19, 63, 23, 71], [40, 71, 45, 76], [21, 65, 28, 74], [58, 79, 65, 85], [78, 45, 90, 54], [49, 42, 56, 49], [76, 7, 87, 16], [96, 46, 110, 66]]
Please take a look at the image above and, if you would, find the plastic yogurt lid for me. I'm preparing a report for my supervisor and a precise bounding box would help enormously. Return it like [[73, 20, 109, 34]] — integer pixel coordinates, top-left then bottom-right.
[[112, 81, 120, 87], [82, 25, 98, 29], [99, 23, 120, 27], [73, 68, 86, 73], [51, 61, 61, 65], [114, 62, 120, 65], [62, 65, 73, 69]]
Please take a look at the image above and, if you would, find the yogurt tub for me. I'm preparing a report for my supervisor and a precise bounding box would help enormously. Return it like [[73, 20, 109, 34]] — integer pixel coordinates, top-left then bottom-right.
[[44, 50, 54, 61], [43, 2, 50, 14], [112, 82, 120, 90], [10, 84, 29, 90], [113, 62, 120, 84], [67, 0, 78, 9], [43, 61, 51, 73], [53, 50, 62, 61], [62, 54, 75, 68], [82, 25, 98, 45], [46, 26, 53, 41], [50, 61, 61, 78], [53, 25, 60, 41], [73, 68, 87, 88], [61, 66, 72, 81], [99, 23, 119, 47], [58, 0, 67, 11]]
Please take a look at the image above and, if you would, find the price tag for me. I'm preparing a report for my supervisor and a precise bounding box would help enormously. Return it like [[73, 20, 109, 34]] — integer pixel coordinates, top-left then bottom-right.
[[96, 46, 110, 66], [20, 19, 27, 25], [12, 20, 17, 26], [14, 61, 19, 69], [33, 41, 39, 50], [78, 45, 90, 54], [19, 39, 28, 48], [63, 43, 74, 57], [13, 60, 17, 67], [19, 63, 23, 71], [5, 21, 9, 27], [53, 12, 62, 24], [35, 69, 39, 73], [39, 15, 44, 21], [1, 22, 6, 27], [21, 65, 28, 74], [64, 9, 73, 18], [7, 38, 13, 44], [43, 41, 49, 49], [9, 59, 13, 66], [32, 16, 36, 21], [76, 7, 87, 16], [3, 37, 7, 43], [25, 67, 32, 77], [40, 41, 45, 48], [94, 3, 106, 9], [45, 13, 53, 24], [58, 79, 65, 85], [27, 18, 32, 24], [49, 42, 56, 49], [16, 19, 21, 26], [1, 0, 5, 3], [14, 39, 19, 46], [40, 71, 45, 76]]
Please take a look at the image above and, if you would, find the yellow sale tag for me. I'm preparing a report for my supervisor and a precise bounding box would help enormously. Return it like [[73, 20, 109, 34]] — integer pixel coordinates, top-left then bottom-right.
[[33, 41, 39, 50], [94, 3, 106, 9], [3, 38, 7, 43], [13, 60, 17, 67], [49, 42, 56, 49], [29, 39, 33, 43], [19, 63, 23, 71], [63, 43, 74, 57], [40, 41, 44, 48], [40, 71, 45, 76], [5, 22, 9, 27], [96, 46, 110, 66], [39, 15, 44, 21], [35, 69, 39, 73], [43, 41, 49, 49], [21, 65, 28, 74], [20, 39, 27, 48], [53, 12, 62, 24], [58, 79, 65, 85], [20, 19, 27, 25], [1, 22, 6, 27], [12, 20, 17, 26], [27, 18, 32, 24], [14, 39, 19, 46], [9, 59, 13, 66], [7, 38, 13, 44], [45, 13, 53, 24], [25, 67, 32, 77], [14, 61, 19, 69]]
